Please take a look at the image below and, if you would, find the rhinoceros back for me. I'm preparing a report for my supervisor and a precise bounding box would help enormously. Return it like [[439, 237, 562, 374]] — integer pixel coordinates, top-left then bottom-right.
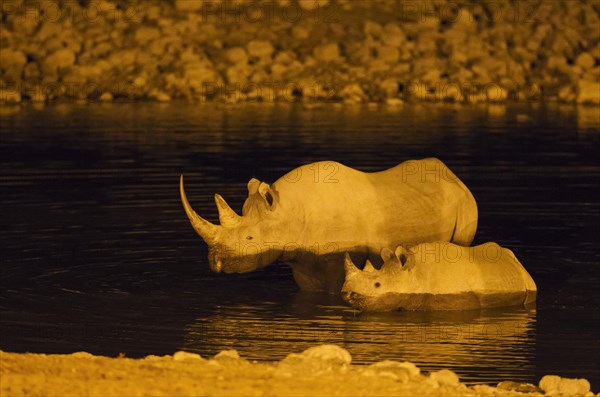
[[409, 242, 536, 308], [272, 158, 476, 253]]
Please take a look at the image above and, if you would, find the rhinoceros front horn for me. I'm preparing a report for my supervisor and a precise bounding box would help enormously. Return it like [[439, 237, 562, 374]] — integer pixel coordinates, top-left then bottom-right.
[[344, 253, 361, 277], [180, 175, 220, 244]]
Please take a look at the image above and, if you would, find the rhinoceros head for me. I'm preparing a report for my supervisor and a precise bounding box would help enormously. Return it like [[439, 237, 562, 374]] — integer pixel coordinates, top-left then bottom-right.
[[341, 246, 411, 311], [180, 176, 284, 273]]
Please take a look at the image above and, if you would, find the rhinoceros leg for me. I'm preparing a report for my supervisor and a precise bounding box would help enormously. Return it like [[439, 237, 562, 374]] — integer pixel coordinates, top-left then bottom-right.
[[290, 258, 345, 292], [288, 251, 369, 293], [290, 265, 326, 291]]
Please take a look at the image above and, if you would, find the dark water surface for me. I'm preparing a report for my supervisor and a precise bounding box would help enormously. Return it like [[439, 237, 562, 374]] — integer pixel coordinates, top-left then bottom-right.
[[1, 103, 599, 386]]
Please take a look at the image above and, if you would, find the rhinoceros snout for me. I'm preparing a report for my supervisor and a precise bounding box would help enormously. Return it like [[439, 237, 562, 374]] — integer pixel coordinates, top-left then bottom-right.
[[341, 291, 360, 302], [211, 257, 222, 273]]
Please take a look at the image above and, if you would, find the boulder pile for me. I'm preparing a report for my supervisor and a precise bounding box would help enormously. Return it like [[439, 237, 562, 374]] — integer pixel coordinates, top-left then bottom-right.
[[1, 346, 595, 396], [0, 0, 598, 104]]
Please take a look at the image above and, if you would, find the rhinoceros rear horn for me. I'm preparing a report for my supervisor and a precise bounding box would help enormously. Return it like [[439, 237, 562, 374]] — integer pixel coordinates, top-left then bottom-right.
[[180, 175, 220, 244], [214, 194, 241, 227], [363, 259, 376, 273], [344, 253, 360, 277]]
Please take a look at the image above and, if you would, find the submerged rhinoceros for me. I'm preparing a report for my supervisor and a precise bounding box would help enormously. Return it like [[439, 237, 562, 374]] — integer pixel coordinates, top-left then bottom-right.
[[180, 158, 478, 292], [342, 242, 537, 311]]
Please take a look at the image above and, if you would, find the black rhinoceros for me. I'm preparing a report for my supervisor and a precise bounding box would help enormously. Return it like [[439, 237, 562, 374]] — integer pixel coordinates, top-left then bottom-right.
[[180, 158, 478, 292], [342, 242, 537, 311]]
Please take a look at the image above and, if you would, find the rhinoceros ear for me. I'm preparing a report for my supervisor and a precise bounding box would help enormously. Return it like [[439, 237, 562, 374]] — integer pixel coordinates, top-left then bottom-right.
[[381, 247, 404, 275], [394, 246, 409, 267], [258, 182, 276, 208], [247, 178, 261, 195]]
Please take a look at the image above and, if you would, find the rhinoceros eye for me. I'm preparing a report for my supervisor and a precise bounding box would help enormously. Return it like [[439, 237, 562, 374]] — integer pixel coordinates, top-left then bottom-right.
[[246, 236, 253, 240], [374, 282, 381, 288]]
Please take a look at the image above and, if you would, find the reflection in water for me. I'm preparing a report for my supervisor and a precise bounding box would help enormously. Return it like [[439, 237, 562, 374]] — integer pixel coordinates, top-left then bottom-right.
[[183, 292, 536, 384]]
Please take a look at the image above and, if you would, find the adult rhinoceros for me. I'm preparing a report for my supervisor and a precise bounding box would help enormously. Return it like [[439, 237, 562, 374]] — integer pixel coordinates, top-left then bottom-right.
[[180, 158, 478, 292]]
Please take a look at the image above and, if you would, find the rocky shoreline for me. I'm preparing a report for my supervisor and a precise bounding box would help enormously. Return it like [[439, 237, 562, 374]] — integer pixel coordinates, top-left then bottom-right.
[[1, 0, 599, 105], [1, 345, 596, 396]]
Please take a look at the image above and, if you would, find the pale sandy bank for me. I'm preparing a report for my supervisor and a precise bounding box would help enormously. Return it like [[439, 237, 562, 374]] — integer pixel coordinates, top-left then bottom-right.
[[0, 345, 595, 397]]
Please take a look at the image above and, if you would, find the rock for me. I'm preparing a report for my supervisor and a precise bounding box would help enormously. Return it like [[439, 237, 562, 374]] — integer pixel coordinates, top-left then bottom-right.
[[429, 369, 460, 387], [247, 40, 274, 59], [443, 84, 464, 102], [274, 51, 296, 65], [226, 47, 248, 65], [184, 62, 222, 90], [12, 9, 39, 35], [340, 83, 365, 103], [380, 78, 399, 97], [0, 48, 27, 80], [382, 23, 405, 47], [99, 92, 113, 102], [367, 360, 420, 382], [0, 88, 22, 103], [135, 26, 160, 45], [145, 4, 162, 21], [471, 384, 498, 396], [173, 351, 202, 361], [143, 354, 167, 361], [420, 69, 441, 85], [214, 350, 241, 360], [71, 352, 96, 359], [279, 345, 352, 374], [149, 89, 171, 102], [583, 66, 600, 82], [271, 63, 287, 77], [291, 26, 309, 41], [497, 381, 542, 394], [313, 43, 341, 63], [297, 345, 352, 365], [364, 21, 383, 39], [539, 375, 591, 396], [570, 64, 585, 78], [133, 76, 146, 87], [559, 85, 576, 102], [44, 48, 76, 74], [298, 0, 329, 11], [577, 79, 600, 104], [174, 0, 203, 12], [548, 56, 570, 73], [226, 65, 250, 85], [377, 45, 400, 64], [386, 98, 404, 107], [35, 22, 63, 42], [23, 62, 41, 82], [576, 52, 596, 71], [108, 50, 136, 68], [486, 84, 508, 102]]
